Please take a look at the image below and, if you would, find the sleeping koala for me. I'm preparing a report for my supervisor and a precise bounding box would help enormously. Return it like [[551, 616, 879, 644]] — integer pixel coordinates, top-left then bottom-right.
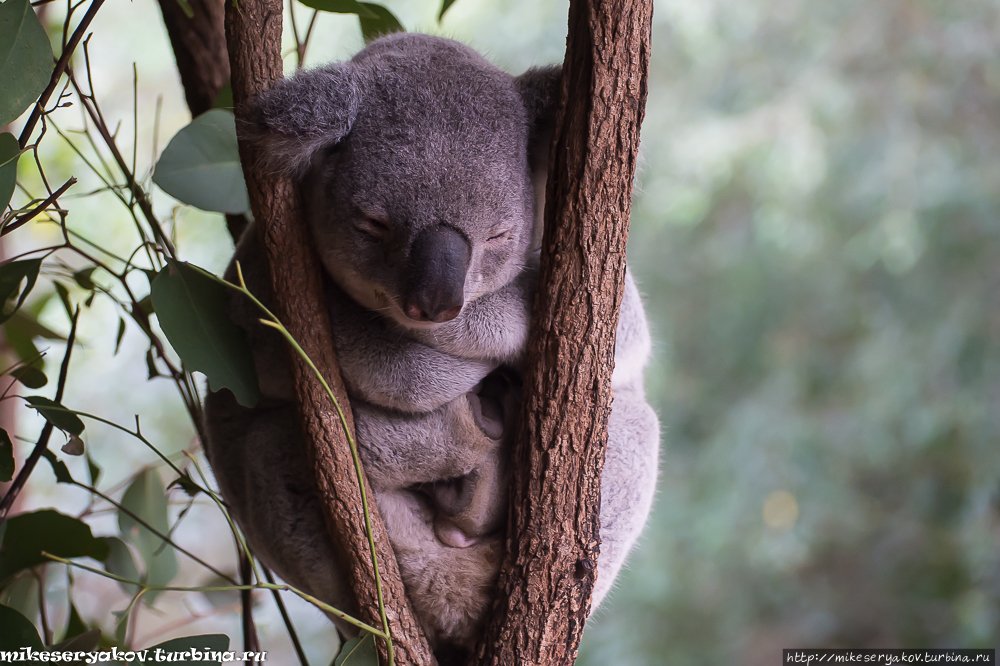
[[202, 33, 660, 657]]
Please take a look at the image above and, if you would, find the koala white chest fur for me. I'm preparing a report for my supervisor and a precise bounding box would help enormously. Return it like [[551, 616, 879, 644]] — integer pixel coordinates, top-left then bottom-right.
[[203, 33, 660, 661]]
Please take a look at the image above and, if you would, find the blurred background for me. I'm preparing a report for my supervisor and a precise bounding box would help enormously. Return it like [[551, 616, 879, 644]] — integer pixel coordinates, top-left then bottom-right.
[[5, 0, 999, 663]]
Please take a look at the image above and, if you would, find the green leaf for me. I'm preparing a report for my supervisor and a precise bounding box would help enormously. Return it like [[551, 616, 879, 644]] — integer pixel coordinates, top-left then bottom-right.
[[0, 0, 54, 127], [25, 396, 85, 435], [40, 448, 72, 483], [53, 280, 72, 320], [114, 317, 126, 355], [438, 0, 458, 21], [297, 0, 377, 17], [143, 634, 230, 666], [119, 468, 177, 601], [212, 81, 233, 110], [10, 364, 46, 388], [150, 261, 260, 407], [86, 453, 100, 486], [0, 509, 110, 583], [152, 110, 249, 214], [103, 536, 140, 596], [334, 631, 378, 666], [61, 602, 88, 642], [51, 627, 101, 653], [167, 472, 201, 498], [0, 429, 12, 482], [358, 3, 404, 42], [7, 306, 65, 341], [72, 267, 96, 291], [0, 603, 43, 651], [0, 132, 20, 211], [0, 258, 41, 325]]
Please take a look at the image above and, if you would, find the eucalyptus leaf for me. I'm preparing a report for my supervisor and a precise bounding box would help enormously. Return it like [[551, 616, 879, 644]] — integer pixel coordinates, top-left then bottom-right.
[[60, 602, 89, 642], [10, 364, 46, 388], [0, 132, 19, 211], [334, 631, 378, 666], [358, 3, 404, 42], [0, 0, 53, 127], [0, 258, 41, 325], [119, 468, 177, 601], [0, 603, 43, 651], [103, 537, 140, 596], [150, 261, 260, 407], [50, 628, 101, 653], [143, 634, 230, 666], [40, 448, 72, 483], [25, 396, 85, 435], [0, 510, 110, 583], [296, 0, 377, 17], [152, 110, 249, 214], [438, 0, 458, 21], [0, 429, 12, 482]]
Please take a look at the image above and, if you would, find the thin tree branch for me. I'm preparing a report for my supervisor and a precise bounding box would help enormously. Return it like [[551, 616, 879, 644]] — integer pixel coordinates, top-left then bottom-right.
[[1, 177, 76, 237], [18, 0, 107, 150]]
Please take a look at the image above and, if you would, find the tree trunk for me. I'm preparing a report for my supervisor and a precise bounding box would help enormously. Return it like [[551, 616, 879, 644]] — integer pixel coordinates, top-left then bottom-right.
[[155, 0, 247, 242], [472, 1, 652, 664], [222, 3, 436, 664], [156, 0, 229, 117]]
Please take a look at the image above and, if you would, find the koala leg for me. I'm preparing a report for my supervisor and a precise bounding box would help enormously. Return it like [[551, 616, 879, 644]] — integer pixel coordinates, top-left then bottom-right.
[[424, 371, 518, 547], [378, 488, 502, 653], [593, 388, 660, 608], [203, 390, 359, 632]]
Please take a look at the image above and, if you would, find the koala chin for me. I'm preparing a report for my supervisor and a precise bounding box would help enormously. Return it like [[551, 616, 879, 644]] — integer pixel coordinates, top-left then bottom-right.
[[203, 33, 660, 658]]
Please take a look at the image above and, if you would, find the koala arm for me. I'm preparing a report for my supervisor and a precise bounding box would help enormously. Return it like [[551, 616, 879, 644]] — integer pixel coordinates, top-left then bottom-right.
[[409, 268, 537, 366], [612, 269, 653, 392], [326, 282, 498, 412]]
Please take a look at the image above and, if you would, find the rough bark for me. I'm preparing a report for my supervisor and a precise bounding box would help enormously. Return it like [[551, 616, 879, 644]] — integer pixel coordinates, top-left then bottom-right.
[[472, 1, 652, 664], [156, 0, 229, 117], [223, 3, 435, 664]]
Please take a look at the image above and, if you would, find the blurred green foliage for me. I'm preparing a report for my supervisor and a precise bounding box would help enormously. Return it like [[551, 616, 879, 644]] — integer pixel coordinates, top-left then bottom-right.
[[578, 0, 1000, 663]]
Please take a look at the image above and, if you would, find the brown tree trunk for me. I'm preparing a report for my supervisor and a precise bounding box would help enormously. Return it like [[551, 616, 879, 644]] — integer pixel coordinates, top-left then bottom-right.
[[223, 3, 435, 665], [156, 0, 229, 117], [472, 1, 652, 664], [155, 0, 248, 242]]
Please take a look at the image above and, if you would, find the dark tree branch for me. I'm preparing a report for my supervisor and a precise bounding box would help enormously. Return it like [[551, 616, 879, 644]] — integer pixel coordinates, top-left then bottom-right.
[[471, 0, 653, 664], [223, 1, 436, 664], [156, 0, 229, 117], [18, 0, 106, 150]]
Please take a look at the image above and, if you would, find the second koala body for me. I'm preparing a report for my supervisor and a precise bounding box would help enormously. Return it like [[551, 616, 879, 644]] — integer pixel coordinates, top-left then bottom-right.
[[203, 33, 659, 656]]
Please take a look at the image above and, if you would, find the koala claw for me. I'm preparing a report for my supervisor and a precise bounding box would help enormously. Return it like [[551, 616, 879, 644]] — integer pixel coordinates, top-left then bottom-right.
[[434, 523, 481, 549]]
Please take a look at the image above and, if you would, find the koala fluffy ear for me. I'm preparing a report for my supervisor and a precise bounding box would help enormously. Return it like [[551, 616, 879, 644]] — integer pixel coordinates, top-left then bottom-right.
[[238, 64, 360, 177], [514, 65, 563, 177]]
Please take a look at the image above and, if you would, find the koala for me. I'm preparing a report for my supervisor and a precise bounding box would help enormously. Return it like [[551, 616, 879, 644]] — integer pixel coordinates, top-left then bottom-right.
[[202, 33, 660, 658]]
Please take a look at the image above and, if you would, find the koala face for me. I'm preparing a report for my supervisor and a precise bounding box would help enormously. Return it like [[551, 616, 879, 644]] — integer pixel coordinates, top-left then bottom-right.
[[245, 34, 542, 329]]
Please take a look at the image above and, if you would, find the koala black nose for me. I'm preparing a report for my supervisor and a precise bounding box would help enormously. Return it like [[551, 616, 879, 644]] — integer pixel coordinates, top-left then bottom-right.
[[404, 224, 470, 324]]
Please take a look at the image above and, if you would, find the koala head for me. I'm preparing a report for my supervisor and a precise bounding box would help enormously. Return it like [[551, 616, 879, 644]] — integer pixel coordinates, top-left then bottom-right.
[[241, 34, 561, 328]]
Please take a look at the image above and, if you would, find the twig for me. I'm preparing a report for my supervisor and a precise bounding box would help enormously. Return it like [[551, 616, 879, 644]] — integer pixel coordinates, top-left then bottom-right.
[[18, 0, 107, 149], [239, 551, 260, 664], [1, 178, 76, 237], [262, 566, 310, 666], [44, 553, 387, 638]]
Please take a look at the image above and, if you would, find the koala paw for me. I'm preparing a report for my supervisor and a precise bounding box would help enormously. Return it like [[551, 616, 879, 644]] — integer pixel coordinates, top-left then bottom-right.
[[467, 371, 519, 440]]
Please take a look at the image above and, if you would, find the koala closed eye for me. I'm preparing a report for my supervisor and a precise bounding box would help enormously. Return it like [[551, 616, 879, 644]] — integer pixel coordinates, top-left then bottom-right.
[[354, 217, 391, 239], [486, 229, 512, 243]]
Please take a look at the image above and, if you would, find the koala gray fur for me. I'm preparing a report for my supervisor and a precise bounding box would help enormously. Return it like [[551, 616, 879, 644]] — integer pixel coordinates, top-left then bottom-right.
[[202, 32, 659, 655]]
